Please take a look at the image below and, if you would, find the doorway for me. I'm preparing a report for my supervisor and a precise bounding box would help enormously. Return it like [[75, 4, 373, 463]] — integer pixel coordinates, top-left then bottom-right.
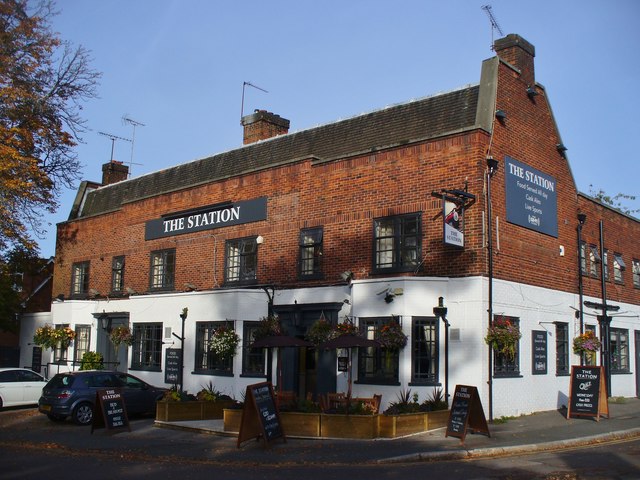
[[94, 312, 130, 371]]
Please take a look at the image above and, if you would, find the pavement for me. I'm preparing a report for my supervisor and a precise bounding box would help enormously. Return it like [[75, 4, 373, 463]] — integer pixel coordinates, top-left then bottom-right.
[[152, 397, 640, 464]]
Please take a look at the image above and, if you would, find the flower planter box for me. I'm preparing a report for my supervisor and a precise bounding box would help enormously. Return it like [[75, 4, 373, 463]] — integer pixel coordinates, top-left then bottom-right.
[[281, 412, 321, 437], [156, 400, 234, 422], [320, 413, 379, 439], [379, 410, 450, 438], [223, 408, 243, 432]]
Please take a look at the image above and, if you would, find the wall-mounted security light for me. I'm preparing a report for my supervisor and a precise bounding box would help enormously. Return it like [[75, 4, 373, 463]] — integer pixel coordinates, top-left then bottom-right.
[[495, 110, 507, 122], [486, 156, 499, 177], [556, 143, 567, 158], [89, 288, 100, 298], [578, 213, 587, 225], [256, 235, 264, 244], [340, 270, 354, 282], [184, 283, 197, 292], [526, 86, 538, 98]]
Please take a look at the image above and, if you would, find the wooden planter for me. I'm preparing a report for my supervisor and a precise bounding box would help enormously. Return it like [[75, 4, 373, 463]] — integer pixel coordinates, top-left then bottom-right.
[[379, 410, 450, 438], [156, 400, 234, 422], [281, 412, 321, 437], [320, 413, 379, 439], [223, 408, 243, 432]]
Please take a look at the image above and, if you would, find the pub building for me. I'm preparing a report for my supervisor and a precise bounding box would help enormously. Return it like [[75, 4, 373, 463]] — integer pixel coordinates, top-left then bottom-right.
[[20, 34, 639, 419]]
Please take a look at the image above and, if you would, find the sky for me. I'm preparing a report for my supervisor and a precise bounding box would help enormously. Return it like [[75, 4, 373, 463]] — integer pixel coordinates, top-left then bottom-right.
[[37, 0, 640, 257]]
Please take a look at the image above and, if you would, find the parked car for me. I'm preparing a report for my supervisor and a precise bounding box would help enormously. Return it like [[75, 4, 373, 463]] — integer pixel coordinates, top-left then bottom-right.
[[38, 370, 167, 425], [0, 368, 48, 409]]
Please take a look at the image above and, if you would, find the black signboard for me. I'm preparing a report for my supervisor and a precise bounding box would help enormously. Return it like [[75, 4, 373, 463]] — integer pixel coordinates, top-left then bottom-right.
[[531, 330, 547, 375], [91, 388, 130, 434], [237, 382, 285, 448], [567, 366, 609, 421], [446, 385, 490, 443], [31, 346, 42, 373], [337, 357, 348, 372], [164, 348, 181, 385]]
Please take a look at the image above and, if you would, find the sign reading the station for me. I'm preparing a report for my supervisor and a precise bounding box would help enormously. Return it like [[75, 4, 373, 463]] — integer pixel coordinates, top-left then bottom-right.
[[145, 197, 267, 240], [237, 382, 285, 448], [505, 156, 558, 237], [91, 388, 130, 434], [567, 366, 609, 421], [445, 384, 490, 443]]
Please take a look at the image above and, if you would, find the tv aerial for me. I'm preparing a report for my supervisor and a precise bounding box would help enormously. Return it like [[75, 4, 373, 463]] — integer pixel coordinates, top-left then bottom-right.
[[122, 115, 146, 176], [240, 81, 268, 124], [481, 5, 504, 50], [98, 131, 131, 162]]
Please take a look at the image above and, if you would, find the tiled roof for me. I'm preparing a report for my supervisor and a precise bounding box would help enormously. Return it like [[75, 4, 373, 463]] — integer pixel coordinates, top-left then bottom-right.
[[78, 85, 480, 218]]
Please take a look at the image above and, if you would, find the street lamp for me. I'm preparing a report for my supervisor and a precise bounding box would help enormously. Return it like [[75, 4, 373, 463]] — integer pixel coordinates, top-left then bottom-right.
[[433, 297, 450, 406], [486, 155, 499, 422], [174, 307, 188, 394]]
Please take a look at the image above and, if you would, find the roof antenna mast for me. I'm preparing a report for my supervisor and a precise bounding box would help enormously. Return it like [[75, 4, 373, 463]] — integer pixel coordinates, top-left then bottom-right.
[[98, 131, 131, 162], [481, 5, 504, 50], [240, 81, 268, 124], [122, 115, 146, 177]]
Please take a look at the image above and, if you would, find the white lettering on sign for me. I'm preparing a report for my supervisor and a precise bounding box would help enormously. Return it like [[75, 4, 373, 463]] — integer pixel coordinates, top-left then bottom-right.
[[163, 206, 241, 234]]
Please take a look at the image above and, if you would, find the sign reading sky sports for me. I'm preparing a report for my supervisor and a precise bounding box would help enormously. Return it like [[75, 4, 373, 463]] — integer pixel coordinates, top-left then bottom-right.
[[145, 197, 267, 240], [505, 156, 558, 237]]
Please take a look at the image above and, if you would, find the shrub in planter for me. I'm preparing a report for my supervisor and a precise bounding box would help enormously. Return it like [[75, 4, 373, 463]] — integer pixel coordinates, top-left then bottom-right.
[[79, 351, 104, 370]]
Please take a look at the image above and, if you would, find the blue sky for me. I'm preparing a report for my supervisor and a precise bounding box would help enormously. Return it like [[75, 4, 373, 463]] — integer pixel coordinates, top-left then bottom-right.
[[39, 0, 640, 257]]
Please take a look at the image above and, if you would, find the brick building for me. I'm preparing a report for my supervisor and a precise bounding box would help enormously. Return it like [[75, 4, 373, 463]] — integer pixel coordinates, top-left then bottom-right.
[[29, 34, 639, 417]]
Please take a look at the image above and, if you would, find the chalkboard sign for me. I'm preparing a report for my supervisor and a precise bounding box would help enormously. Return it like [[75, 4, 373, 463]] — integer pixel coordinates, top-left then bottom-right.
[[237, 382, 285, 448], [337, 357, 348, 372], [567, 366, 609, 421], [164, 348, 181, 385], [531, 330, 547, 375], [446, 385, 490, 443], [91, 388, 130, 434], [31, 346, 42, 374]]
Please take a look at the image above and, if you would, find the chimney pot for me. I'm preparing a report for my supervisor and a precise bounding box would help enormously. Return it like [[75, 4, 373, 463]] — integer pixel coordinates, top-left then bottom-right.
[[494, 34, 536, 87], [241, 110, 290, 145], [101, 160, 129, 185]]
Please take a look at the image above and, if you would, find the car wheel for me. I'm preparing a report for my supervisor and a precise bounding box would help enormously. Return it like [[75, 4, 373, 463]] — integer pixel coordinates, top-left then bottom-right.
[[46, 413, 66, 422], [72, 402, 93, 425]]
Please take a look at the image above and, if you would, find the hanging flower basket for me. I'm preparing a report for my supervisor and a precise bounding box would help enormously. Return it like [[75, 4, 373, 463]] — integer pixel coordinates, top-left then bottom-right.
[[253, 315, 283, 342], [110, 326, 134, 350], [335, 318, 357, 336], [485, 318, 521, 359], [210, 325, 240, 358], [305, 317, 337, 347], [378, 323, 408, 351], [33, 325, 76, 349], [573, 331, 601, 355]]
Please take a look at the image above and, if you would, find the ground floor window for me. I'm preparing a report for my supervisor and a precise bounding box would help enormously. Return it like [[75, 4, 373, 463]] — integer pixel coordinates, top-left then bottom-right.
[[358, 317, 400, 385], [610, 328, 629, 373], [194, 321, 234, 375], [73, 325, 91, 365], [131, 323, 162, 371], [242, 321, 266, 377], [555, 322, 569, 375], [493, 316, 520, 377], [411, 316, 438, 385]]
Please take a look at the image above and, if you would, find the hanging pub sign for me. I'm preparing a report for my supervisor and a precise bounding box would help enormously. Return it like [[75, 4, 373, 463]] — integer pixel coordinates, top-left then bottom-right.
[[145, 197, 267, 240], [432, 188, 476, 248], [505, 156, 558, 237]]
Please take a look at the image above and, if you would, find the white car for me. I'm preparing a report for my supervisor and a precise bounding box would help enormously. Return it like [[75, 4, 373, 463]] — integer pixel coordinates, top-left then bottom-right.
[[0, 368, 48, 408]]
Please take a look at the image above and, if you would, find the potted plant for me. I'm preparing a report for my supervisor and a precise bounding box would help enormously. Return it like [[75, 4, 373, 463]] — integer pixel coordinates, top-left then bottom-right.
[[210, 325, 241, 359], [485, 317, 521, 359], [79, 351, 104, 370], [573, 330, 601, 355]]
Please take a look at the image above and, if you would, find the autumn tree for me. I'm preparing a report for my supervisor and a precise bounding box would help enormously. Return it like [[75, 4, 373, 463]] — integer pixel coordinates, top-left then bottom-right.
[[0, 0, 100, 254]]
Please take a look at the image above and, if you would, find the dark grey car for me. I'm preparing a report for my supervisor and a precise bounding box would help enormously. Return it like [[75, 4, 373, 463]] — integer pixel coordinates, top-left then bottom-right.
[[38, 370, 167, 425]]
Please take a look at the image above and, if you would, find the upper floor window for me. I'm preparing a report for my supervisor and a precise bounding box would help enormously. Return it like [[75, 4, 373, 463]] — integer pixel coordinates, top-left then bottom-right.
[[411, 317, 439, 385], [299, 227, 323, 279], [225, 237, 258, 284], [131, 323, 163, 371], [603, 249, 609, 281], [579, 241, 588, 276], [112, 256, 125, 293], [613, 253, 626, 283], [373, 213, 421, 272], [588, 245, 600, 277], [149, 249, 175, 291], [633, 259, 640, 288], [71, 261, 90, 297]]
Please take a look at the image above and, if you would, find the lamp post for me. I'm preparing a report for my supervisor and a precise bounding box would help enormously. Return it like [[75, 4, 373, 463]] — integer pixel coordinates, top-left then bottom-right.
[[577, 213, 587, 358], [433, 297, 450, 406], [486, 155, 499, 422], [173, 307, 188, 394]]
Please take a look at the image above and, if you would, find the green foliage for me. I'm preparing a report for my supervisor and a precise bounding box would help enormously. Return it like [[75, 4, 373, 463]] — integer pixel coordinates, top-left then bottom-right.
[[589, 185, 639, 217], [253, 315, 283, 341], [305, 317, 336, 346], [422, 387, 448, 411], [79, 351, 103, 370], [196, 381, 223, 402]]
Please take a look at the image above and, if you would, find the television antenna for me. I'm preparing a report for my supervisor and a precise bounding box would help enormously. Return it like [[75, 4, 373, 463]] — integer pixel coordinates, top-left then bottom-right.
[[122, 115, 146, 176], [481, 5, 504, 50], [98, 131, 131, 162], [240, 81, 268, 124]]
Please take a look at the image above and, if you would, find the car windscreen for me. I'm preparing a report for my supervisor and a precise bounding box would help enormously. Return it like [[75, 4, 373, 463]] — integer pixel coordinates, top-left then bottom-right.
[[45, 374, 75, 388]]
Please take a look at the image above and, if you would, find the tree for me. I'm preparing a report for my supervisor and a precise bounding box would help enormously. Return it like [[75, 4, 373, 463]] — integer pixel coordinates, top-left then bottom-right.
[[0, 0, 100, 254], [588, 185, 639, 217]]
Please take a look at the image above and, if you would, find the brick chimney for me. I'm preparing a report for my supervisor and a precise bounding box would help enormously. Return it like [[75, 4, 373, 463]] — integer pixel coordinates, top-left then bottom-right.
[[241, 110, 290, 145], [101, 160, 129, 185], [494, 34, 535, 87]]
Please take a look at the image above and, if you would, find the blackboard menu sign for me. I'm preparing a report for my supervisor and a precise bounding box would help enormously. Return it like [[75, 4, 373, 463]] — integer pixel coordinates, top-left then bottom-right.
[[531, 330, 547, 375], [446, 385, 490, 443], [337, 357, 348, 372], [91, 388, 130, 434], [31, 346, 42, 374], [567, 366, 609, 421], [237, 382, 285, 448], [164, 348, 181, 385]]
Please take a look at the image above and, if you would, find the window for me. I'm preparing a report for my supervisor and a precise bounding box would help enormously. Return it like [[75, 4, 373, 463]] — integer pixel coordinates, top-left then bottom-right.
[[194, 321, 235, 375], [70, 261, 90, 297], [589, 245, 600, 277], [112, 256, 125, 293], [411, 317, 439, 385], [373, 213, 421, 272], [603, 249, 609, 281], [584, 325, 597, 366], [493, 316, 520, 377], [555, 322, 569, 375], [579, 241, 588, 275], [131, 323, 163, 371], [242, 321, 266, 377], [149, 249, 175, 291], [225, 237, 258, 284], [633, 259, 640, 288], [299, 227, 323, 278], [610, 328, 629, 373], [73, 325, 91, 364], [613, 253, 626, 283], [357, 317, 400, 384]]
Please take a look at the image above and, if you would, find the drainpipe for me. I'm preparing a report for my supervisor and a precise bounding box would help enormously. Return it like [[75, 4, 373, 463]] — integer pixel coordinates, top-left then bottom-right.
[[486, 156, 499, 422], [433, 297, 449, 405]]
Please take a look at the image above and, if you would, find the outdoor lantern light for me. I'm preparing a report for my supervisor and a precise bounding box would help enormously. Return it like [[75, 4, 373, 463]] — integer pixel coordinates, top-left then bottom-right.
[[486, 156, 499, 176], [100, 313, 111, 332]]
